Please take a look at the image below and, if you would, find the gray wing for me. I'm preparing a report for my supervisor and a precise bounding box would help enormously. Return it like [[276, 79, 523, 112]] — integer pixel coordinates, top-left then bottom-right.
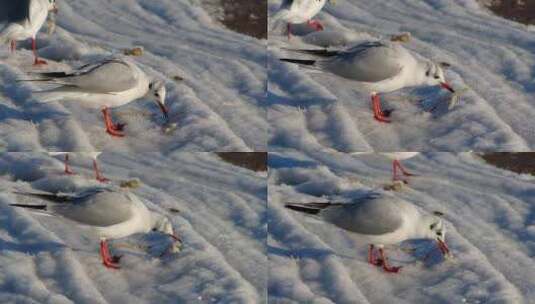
[[50, 191, 134, 227], [322, 42, 403, 82], [321, 196, 403, 235], [0, 0, 31, 24], [37, 59, 138, 93]]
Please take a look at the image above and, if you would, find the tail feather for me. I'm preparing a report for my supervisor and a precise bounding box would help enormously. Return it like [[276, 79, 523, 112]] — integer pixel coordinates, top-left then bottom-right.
[[280, 58, 317, 66]]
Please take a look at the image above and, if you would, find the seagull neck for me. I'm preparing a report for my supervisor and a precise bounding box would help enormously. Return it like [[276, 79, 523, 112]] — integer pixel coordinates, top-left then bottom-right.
[[410, 59, 430, 87], [413, 214, 434, 239]]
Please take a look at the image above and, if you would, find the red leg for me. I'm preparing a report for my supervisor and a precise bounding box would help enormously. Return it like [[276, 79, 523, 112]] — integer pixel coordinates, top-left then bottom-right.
[[100, 240, 121, 269], [10, 40, 16, 53], [392, 160, 399, 181], [396, 160, 415, 177], [371, 94, 391, 123], [379, 248, 401, 273], [392, 160, 410, 184], [64, 154, 75, 175], [101, 107, 125, 137], [307, 20, 324, 31], [287, 23, 292, 40], [31, 38, 47, 65], [93, 159, 109, 183], [368, 245, 381, 266]]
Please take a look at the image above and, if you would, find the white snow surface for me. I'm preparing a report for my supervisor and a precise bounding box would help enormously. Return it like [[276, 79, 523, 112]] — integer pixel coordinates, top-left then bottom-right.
[[0, 152, 267, 304], [268, 151, 535, 303], [268, 0, 535, 152], [0, 0, 267, 152]]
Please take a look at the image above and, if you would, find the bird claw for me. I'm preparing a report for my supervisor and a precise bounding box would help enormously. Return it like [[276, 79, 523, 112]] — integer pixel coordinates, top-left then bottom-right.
[[307, 20, 324, 31], [374, 115, 391, 123], [33, 59, 47, 66], [103, 259, 120, 269], [96, 176, 110, 183], [111, 255, 122, 263], [383, 265, 402, 273], [106, 128, 125, 137], [381, 109, 393, 117], [111, 123, 126, 131]]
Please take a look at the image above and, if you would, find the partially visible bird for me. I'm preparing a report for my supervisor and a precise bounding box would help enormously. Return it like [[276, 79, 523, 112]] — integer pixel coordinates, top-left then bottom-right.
[[11, 188, 182, 269], [22, 58, 168, 137], [0, 0, 58, 65], [285, 193, 450, 273], [280, 41, 456, 123]]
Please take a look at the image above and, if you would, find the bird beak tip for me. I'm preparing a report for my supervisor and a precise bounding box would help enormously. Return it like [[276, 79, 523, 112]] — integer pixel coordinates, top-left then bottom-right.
[[440, 82, 455, 93], [437, 239, 450, 256]]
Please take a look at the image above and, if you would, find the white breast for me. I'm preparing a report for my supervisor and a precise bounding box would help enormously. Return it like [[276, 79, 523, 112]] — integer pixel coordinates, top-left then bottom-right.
[[28, 0, 49, 38]]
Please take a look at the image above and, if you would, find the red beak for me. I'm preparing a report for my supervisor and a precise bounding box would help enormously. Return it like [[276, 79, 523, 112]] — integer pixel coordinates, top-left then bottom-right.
[[440, 82, 455, 93], [169, 233, 182, 243], [437, 239, 450, 256]]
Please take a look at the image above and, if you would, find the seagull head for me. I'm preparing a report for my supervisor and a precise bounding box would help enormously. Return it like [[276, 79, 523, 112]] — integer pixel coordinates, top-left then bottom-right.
[[424, 211, 450, 256], [147, 81, 169, 122], [151, 214, 182, 254], [423, 61, 455, 93], [48, 0, 59, 14]]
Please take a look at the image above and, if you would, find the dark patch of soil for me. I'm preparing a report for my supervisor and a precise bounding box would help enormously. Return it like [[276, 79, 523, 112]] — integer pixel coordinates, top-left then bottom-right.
[[220, 0, 267, 39], [217, 152, 267, 172], [483, 0, 535, 25], [480, 152, 535, 175]]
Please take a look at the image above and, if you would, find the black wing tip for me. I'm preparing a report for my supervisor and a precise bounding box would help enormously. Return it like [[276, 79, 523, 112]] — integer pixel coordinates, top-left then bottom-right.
[[9, 203, 47, 210], [281, 48, 341, 57], [279, 58, 317, 66], [285, 203, 322, 215]]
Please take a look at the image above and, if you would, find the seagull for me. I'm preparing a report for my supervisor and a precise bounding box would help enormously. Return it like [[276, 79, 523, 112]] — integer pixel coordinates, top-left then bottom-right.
[[352, 152, 420, 183], [285, 193, 450, 273], [48, 152, 109, 183], [11, 188, 182, 269], [0, 0, 58, 65], [280, 41, 456, 123], [23, 58, 168, 137], [271, 0, 335, 39]]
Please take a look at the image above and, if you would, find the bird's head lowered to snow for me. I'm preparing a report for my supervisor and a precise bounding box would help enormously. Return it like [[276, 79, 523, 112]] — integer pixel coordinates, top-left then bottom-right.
[[424, 61, 455, 93], [47, 0, 59, 13], [151, 213, 182, 254], [147, 80, 169, 121], [422, 211, 450, 257]]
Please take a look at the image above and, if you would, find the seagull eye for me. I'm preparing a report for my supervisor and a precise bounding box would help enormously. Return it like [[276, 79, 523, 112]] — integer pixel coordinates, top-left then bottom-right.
[[155, 93, 160, 97], [436, 232, 442, 236], [434, 75, 440, 79]]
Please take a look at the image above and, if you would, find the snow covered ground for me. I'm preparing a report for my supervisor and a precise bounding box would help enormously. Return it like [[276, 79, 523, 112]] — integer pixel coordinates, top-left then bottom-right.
[[0, 152, 267, 303], [268, 0, 535, 152], [268, 151, 535, 303], [0, 0, 267, 152]]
